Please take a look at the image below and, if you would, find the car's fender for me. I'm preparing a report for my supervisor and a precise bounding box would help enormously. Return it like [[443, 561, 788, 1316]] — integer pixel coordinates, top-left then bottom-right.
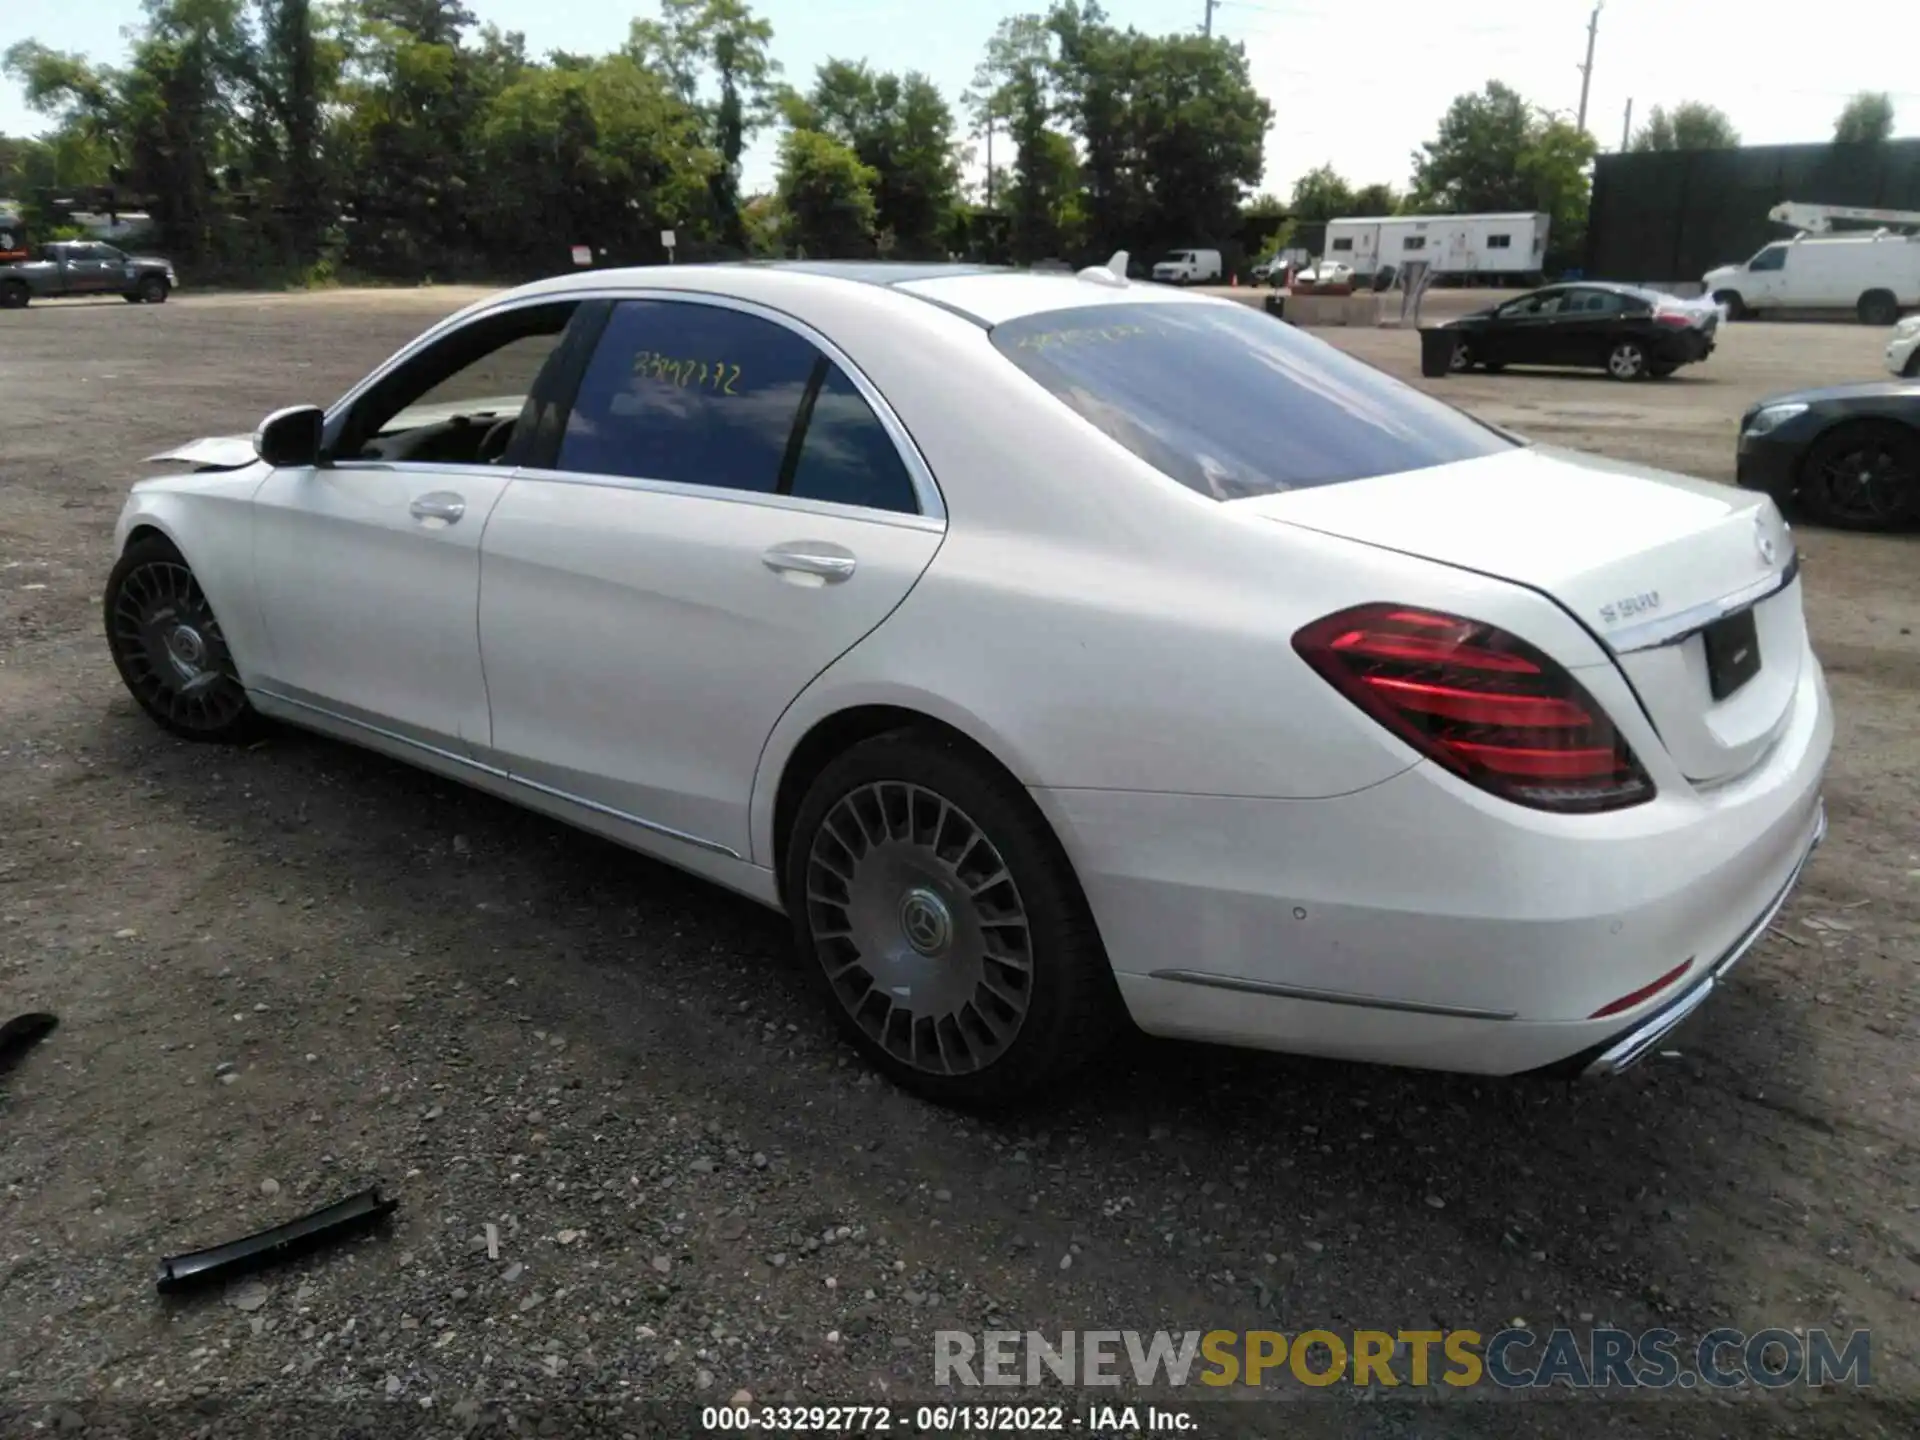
[[113, 467, 274, 684]]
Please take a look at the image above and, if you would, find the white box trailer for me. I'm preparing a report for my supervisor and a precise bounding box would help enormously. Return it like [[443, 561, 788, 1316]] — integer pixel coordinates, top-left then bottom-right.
[[1323, 212, 1549, 283]]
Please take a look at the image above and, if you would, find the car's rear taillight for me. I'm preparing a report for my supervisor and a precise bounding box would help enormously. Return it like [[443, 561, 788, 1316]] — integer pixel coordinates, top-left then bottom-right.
[[1292, 605, 1655, 814], [1653, 311, 1695, 329]]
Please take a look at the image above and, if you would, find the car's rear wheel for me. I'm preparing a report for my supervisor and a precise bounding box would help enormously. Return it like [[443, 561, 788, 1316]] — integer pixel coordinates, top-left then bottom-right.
[[1857, 290, 1898, 327], [1606, 340, 1649, 381], [784, 729, 1122, 1109], [104, 536, 262, 742], [1797, 422, 1920, 532], [0, 280, 27, 309], [137, 275, 170, 304]]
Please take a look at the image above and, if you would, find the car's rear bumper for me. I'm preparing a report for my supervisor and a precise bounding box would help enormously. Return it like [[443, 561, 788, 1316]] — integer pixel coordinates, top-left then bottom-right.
[[1036, 650, 1831, 1077]]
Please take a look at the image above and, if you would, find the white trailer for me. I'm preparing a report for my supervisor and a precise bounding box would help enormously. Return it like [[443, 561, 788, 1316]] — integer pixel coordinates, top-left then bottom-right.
[[1323, 212, 1549, 284]]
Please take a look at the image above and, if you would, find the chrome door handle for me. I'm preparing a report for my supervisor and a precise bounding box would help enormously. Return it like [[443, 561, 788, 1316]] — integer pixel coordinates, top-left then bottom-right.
[[409, 492, 466, 523], [762, 542, 856, 583]]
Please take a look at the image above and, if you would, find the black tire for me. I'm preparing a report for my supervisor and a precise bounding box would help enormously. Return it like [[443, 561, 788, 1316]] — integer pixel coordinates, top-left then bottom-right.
[[1796, 421, 1920, 532], [1712, 290, 1746, 321], [103, 535, 263, 743], [1906, 349, 1920, 380], [1648, 362, 1678, 379], [0, 280, 27, 309], [1482, 362, 1506, 374], [1857, 290, 1898, 327], [783, 728, 1124, 1109], [1606, 339, 1649, 381], [137, 275, 170, 304]]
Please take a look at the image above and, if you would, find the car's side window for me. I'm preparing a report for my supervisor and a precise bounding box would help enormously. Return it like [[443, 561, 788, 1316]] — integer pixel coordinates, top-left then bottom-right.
[[553, 298, 921, 515], [557, 300, 817, 494], [329, 300, 582, 468], [1749, 246, 1787, 272], [788, 366, 919, 515]]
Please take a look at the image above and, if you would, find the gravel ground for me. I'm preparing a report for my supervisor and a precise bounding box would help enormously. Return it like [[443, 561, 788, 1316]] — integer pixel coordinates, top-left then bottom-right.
[[1, 288, 1917, 1438]]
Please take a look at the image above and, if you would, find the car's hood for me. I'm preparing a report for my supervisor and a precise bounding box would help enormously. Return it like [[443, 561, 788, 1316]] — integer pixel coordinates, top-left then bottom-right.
[[130, 254, 174, 268], [1755, 380, 1920, 407], [145, 434, 258, 470]]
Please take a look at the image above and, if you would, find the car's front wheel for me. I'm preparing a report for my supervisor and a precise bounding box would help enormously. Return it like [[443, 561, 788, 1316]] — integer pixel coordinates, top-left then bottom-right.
[[136, 275, 170, 304], [1797, 422, 1920, 532], [784, 729, 1123, 1109], [104, 535, 262, 742], [1606, 339, 1649, 381]]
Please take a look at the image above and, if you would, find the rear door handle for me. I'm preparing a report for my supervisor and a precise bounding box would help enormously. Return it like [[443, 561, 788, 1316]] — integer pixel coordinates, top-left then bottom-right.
[[409, 492, 466, 524], [762, 541, 856, 583]]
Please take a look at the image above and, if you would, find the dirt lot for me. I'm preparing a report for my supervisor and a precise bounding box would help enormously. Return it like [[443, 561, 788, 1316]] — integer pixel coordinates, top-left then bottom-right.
[[1, 289, 1917, 1438]]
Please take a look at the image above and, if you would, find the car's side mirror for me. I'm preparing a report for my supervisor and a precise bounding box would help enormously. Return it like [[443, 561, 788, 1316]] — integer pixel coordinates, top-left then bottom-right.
[[254, 405, 325, 468]]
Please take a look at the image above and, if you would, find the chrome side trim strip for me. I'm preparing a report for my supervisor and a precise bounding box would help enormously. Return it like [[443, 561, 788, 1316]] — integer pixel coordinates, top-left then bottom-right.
[[1606, 553, 1799, 654], [1584, 797, 1826, 1078], [1146, 970, 1518, 1022], [250, 687, 742, 860]]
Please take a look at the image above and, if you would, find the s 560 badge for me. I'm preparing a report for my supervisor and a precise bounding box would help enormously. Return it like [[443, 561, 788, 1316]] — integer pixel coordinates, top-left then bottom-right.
[[1599, 592, 1661, 626]]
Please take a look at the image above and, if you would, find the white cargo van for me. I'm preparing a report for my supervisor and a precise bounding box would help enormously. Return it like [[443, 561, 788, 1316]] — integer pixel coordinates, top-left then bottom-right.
[[1151, 248, 1223, 284], [1704, 232, 1920, 324]]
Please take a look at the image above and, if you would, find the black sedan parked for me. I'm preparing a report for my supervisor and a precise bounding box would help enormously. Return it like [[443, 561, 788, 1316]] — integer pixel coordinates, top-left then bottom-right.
[[1432, 282, 1718, 381], [1735, 381, 1920, 531]]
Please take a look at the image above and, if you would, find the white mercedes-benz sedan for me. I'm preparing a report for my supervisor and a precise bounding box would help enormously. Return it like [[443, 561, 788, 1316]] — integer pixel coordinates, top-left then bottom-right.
[[105, 260, 1831, 1106]]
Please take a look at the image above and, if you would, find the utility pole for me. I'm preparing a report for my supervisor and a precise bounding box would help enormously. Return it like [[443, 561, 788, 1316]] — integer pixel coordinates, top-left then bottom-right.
[[1621, 97, 1633, 151], [1575, 1, 1602, 133], [1204, 0, 1220, 39]]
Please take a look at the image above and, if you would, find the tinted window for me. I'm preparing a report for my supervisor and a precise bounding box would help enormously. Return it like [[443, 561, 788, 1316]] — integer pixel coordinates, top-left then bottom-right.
[[1487, 233, 1511, 249], [559, 301, 818, 492], [1569, 289, 1631, 315], [991, 302, 1512, 501], [1750, 245, 1787, 272], [1331, 237, 1353, 251], [790, 367, 919, 514], [1402, 236, 1426, 251]]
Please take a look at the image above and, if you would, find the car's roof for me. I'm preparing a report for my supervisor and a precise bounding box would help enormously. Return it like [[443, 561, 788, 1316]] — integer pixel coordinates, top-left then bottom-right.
[[1532, 280, 1665, 302], [506, 259, 1228, 328]]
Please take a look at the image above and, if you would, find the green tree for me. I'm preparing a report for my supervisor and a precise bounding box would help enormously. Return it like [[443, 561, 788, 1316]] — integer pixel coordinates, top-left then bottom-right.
[[1351, 181, 1399, 216], [1833, 92, 1896, 144], [1629, 101, 1740, 152], [774, 126, 876, 256], [1411, 82, 1596, 268], [627, 0, 780, 252], [791, 60, 960, 258], [1043, 2, 1270, 257], [1288, 164, 1353, 225]]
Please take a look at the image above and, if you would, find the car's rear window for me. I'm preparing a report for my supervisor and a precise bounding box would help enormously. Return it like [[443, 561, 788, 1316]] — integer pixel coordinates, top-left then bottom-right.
[[990, 301, 1515, 500]]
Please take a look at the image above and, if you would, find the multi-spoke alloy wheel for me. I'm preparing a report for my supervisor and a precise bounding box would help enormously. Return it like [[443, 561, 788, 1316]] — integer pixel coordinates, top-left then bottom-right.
[[785, 730, 1123, 1107], [1800, 422, 1920, 532], [104, 537, 260, 742], [805, 780, 1034, 1076]]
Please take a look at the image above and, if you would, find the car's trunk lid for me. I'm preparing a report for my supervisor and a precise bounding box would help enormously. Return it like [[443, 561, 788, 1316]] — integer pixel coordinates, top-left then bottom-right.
[[1236, 446, 1803, 786]]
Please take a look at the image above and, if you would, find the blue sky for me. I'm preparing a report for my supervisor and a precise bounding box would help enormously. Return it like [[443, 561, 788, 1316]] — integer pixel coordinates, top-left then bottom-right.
[[3, 0, 1915, 200]]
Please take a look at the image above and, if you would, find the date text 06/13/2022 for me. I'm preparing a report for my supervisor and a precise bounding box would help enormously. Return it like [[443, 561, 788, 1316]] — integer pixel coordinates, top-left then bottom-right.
[[699, 1403, 1195, 1433]]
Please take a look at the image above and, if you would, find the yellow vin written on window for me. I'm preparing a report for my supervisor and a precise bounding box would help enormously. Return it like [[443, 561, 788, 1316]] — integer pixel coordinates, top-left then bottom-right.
[[630, 349, 743, 394]]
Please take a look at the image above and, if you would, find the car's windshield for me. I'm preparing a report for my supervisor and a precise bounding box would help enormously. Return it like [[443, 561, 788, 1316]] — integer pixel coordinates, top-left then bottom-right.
[[990, 301, 1514, 500]]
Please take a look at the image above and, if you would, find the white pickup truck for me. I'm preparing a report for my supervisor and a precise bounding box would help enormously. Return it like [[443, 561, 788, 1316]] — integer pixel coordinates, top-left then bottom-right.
[[1150, 248, 1223, 285]]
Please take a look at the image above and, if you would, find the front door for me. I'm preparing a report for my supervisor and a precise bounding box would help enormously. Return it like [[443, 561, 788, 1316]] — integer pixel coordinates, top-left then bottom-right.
[[478, 296, 945, 859], [69, 244, 123, 294], [248, 299, 583, 755]]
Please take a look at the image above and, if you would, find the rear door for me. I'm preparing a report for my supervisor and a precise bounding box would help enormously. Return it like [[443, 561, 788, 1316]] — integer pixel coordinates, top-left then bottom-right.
[[1557, 287, 1641, 366], [477, 295, 945, 859]]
